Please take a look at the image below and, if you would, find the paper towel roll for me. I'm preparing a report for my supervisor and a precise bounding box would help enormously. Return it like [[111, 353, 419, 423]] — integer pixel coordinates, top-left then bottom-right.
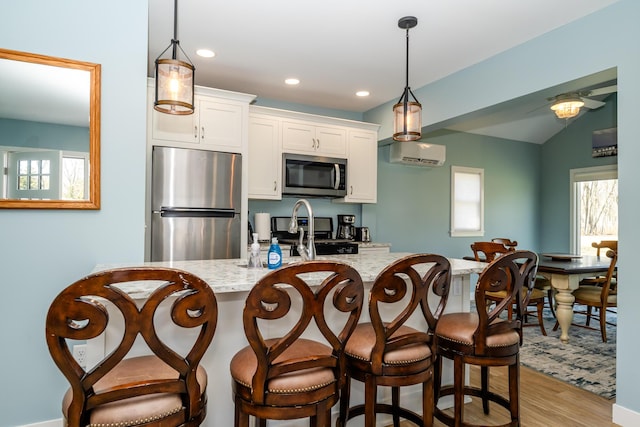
[[254, 213, 271, 242]]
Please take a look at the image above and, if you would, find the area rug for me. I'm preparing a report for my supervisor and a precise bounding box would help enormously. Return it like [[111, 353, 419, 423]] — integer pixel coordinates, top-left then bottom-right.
[[519, 306, 617, 399]]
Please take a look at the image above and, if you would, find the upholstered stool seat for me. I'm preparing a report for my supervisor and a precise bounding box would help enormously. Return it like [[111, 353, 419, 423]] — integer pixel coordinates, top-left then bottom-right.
[[62, 355, 208, 427], [231, 338, 336, 407], [436, 313, 520, 351], [345, 324, 432, 366]]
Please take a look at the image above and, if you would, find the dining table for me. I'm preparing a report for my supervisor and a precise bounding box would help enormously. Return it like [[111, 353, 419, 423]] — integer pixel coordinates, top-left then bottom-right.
[[537, 253, 613, 343]]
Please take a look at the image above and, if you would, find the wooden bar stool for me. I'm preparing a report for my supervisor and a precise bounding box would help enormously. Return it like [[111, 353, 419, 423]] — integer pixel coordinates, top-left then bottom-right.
[[46, 267, 218, 427], [337, 254, 452, 427], [434, 250, 538, 427], [230, 260, 364, 427]]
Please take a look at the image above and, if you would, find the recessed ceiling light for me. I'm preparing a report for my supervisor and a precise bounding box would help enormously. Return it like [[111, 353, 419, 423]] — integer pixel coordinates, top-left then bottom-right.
[[285, 78, 300, 85], [356, 91, 370, 97], [196, 49, 215, 58]]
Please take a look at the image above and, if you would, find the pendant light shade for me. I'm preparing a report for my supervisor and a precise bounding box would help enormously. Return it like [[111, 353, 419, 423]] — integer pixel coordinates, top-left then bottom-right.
[[393, 16, 422, 142], [154, 0, 195, 115], [550, 94, 584, 119]]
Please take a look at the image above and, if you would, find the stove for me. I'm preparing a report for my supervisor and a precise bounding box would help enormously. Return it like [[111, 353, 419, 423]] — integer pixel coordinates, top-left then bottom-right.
[[271, 216, 359, 256]]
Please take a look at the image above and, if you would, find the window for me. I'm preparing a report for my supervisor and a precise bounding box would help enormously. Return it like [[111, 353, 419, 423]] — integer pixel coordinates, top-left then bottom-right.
[[570, 165, 618, 254], [5, 149, 88, 200], [451, 166, 484, 237]]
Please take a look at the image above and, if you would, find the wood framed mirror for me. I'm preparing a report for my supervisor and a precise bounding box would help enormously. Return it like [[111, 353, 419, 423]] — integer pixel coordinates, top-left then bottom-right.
[[0, 48, 100, 209]]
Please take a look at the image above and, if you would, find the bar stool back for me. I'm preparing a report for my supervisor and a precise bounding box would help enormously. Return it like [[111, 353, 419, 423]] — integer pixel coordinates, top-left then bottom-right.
[[230, 260, 364, 427], [434, 250, 538, 427], [338, 254, 452, 427]]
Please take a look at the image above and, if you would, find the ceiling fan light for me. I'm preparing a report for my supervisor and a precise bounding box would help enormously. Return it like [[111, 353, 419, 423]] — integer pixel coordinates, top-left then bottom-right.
[[550, 97, 584, 119]]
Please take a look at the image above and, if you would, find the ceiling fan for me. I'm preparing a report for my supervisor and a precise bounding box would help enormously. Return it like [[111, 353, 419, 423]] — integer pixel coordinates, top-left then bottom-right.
[[548, 84, 617, 119]]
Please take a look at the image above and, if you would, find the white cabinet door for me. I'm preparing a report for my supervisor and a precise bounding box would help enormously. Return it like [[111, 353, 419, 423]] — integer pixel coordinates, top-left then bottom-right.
[[150, 95, 244, 153], [151, 102, 199, 144], [282, 121, 346, 157], [343, 130, 377, 203], [198, 100, 243, 152], [314, 126, 347, 156], [248, 115, 281, 199]]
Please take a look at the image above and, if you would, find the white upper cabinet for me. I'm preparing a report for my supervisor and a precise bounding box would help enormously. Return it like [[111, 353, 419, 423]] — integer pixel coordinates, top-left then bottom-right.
[[248, 114, 281, 199], [148, 82, 255, 154], [342, 130, 378, 203], [282, 121, 346, 157], [248, 106, 379, 203]]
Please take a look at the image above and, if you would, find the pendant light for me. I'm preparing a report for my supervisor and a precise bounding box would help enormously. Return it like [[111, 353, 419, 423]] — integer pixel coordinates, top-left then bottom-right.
[[550, 94, 584, 119], [154, 0, 195, 115], [393, 16, 422, 142]]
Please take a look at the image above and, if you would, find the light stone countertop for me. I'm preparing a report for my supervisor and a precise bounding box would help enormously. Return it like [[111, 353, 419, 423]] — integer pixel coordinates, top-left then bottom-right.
[[93, 252, 486, 299]]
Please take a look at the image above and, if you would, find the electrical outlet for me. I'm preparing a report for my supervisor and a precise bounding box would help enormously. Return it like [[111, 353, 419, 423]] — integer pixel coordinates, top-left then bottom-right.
[[73, 344, 87, 369]]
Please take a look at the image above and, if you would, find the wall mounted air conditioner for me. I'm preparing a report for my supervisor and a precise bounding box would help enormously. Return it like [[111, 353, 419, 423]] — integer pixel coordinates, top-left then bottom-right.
[[389, 142, 446, 166]]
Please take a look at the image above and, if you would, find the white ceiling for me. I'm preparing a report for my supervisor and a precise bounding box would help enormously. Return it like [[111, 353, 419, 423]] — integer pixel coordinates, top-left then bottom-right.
[[146, 0, 619, 144], [1, 1, 620, 143]]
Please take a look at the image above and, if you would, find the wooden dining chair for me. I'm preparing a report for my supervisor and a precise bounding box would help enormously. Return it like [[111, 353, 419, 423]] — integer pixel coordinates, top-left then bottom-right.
[[46, 267, 218, 427], [230, 260, 364, 427], [434, 250, 539, 427], [337, 254, 452, 427], [491, 237, 518, 250], [580, 240, 618, 287], [471, 241, 512, 262], [572, 249, 617, 342]]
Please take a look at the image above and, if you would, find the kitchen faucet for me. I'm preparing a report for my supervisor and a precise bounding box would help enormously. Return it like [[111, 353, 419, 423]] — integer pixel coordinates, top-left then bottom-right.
[[288, 199, 316, 261]]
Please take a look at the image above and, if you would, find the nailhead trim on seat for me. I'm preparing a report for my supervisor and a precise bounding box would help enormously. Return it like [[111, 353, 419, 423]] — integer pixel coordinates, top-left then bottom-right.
[[234, 379, 336, 393], [87, 406, 182, 427], [346, 352, 430, 365], [437, 336, 516, 348]]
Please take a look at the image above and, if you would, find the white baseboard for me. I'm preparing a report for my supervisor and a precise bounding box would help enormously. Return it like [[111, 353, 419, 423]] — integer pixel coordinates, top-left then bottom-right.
[[20, 420, 61, 427], [613, 403, 640, 426]]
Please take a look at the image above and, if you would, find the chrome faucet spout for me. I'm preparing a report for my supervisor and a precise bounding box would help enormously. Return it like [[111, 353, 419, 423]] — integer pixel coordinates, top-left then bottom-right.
[[289, 199, 316, 260]]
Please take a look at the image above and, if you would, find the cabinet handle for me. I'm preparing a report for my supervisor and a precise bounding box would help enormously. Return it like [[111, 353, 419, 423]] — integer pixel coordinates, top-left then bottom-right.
[[194, 126, 198, 139], [316, 138, 320, 149], [201, 126, 205, 139], [350, 185, 353, 195], [273, 181, 277, 191], [312, 138, 317, 149]]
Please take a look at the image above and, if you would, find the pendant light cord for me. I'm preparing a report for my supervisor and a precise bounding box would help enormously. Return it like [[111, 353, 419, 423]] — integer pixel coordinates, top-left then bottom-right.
[[405, 27, 410, 99], [172, 0, 179, 59]]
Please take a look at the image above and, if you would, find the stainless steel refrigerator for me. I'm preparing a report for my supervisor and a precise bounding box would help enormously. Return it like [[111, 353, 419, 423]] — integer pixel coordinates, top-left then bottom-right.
[[150, 146, 242, 261]]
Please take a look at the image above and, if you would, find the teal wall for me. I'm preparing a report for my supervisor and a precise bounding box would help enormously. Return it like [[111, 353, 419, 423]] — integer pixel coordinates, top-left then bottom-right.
[[540, 94, 618, 252], [366, 1, 639, 417], [0, 118, 89, 152], [367, 132, 540, 259], [1, 1, 148, 425]]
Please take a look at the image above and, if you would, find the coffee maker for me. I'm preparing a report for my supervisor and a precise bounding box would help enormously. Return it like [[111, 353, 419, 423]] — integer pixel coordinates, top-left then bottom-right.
[[336, 214, 356, 240]]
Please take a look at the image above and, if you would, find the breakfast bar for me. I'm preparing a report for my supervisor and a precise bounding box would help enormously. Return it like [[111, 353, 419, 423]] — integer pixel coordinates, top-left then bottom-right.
[[87, 253, 486, 427]]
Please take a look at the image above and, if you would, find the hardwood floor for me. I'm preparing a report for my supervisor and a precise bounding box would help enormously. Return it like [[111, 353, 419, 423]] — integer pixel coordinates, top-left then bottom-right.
[[394, 365, 620, 427]]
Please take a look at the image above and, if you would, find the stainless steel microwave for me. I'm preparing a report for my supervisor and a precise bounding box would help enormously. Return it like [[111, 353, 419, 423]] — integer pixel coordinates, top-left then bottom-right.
[[282, 153, 347, 197]]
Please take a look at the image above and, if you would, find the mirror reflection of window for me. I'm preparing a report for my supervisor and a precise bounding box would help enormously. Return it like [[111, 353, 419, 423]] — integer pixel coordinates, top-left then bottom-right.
[[5, 149, 88, 200]]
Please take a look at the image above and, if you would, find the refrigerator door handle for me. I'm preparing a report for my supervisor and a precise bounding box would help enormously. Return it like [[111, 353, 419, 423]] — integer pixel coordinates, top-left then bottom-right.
[[157, 207, 237, 218]]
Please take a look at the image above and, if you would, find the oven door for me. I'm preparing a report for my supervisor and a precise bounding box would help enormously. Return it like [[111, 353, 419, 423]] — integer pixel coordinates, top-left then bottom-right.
[[282, 153, 347, 197]]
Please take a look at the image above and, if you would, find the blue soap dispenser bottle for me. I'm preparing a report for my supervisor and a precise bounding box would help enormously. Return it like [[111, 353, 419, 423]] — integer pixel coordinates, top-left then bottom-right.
[[267, 237, 282, 269]]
